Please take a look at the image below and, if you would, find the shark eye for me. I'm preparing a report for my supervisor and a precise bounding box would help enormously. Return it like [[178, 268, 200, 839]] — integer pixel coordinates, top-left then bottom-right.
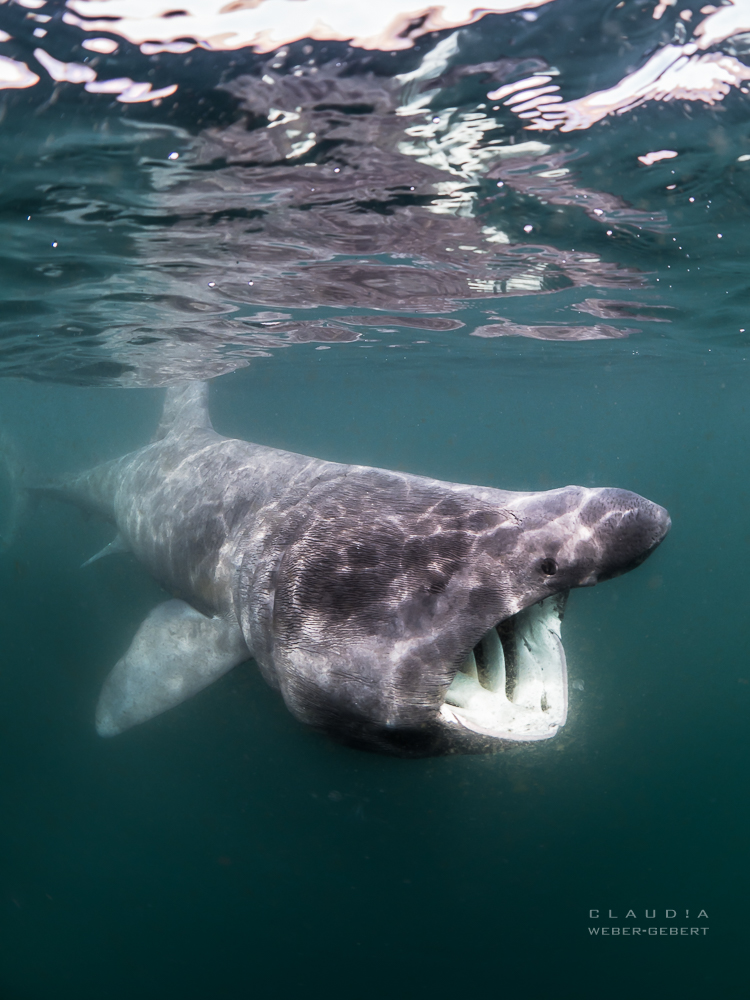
[[540, 558, 557, 576]]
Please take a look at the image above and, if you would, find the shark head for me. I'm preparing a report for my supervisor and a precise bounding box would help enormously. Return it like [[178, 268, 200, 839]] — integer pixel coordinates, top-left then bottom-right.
[[243, 470, 670, 756]]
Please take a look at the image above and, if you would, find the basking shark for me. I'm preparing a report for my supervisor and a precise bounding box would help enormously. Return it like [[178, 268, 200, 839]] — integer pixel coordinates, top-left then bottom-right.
[[40, 382, 669, 756]]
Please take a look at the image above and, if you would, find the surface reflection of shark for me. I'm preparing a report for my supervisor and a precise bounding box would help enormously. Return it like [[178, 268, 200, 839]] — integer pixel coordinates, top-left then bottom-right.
[[42, 382, 669, 756], [0, 24, 665, 386], [100, 45, 660, 383]]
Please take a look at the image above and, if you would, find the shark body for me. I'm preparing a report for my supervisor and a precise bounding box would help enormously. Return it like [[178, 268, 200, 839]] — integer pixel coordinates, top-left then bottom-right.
[[46, 382, 669, 756]]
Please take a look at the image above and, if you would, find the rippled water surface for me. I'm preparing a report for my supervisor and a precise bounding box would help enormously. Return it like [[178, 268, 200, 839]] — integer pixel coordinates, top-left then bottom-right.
[[0, 1, 747, 997]]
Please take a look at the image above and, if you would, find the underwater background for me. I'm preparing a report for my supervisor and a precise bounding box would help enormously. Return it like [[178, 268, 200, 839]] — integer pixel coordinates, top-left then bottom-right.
[[0, 0, 747, 996]]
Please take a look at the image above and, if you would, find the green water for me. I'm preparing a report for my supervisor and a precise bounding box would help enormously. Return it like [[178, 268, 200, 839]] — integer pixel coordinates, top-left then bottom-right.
[[0, 0, 748, 995], [0, 348, 743, 997]]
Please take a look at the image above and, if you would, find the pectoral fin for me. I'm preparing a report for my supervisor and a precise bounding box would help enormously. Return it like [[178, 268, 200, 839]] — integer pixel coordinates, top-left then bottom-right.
[[96, 599, 249, 737], [81, 533, 128, 568]]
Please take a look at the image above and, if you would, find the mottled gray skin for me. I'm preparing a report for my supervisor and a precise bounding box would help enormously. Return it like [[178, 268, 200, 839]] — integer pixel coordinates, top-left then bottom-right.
[[52, 383, 670, 756]]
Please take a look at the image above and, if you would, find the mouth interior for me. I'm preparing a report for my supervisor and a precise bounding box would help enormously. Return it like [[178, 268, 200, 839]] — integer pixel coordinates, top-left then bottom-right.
[[440, 592, 568, 741]]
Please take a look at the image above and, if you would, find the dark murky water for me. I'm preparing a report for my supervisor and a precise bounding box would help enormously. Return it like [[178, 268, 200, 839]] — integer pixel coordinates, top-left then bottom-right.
[[0, 1, 746, 996]]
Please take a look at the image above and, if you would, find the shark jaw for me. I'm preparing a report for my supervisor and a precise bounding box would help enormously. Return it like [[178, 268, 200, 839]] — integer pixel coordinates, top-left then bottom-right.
[[440, 592, 569, 742]]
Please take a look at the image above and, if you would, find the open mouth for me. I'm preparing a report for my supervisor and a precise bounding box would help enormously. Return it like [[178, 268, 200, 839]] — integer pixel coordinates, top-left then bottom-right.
[[439, 592, 569, 741]]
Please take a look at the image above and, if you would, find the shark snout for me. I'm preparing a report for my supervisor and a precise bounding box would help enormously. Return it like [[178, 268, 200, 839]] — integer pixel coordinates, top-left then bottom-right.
[[587, 488, 671, 582]]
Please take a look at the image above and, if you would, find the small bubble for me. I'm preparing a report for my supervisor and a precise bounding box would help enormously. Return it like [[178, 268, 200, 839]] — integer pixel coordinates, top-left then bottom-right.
[[168, 152, 179, 160], [523, 224, 533, 233], [606, 230, 613, 236], [208, 281, 216, 287], [51, 242, 58, 248]]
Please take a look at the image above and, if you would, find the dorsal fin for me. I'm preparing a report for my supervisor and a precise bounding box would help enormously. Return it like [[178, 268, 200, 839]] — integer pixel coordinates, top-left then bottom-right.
[[153, 382, 213, 441]]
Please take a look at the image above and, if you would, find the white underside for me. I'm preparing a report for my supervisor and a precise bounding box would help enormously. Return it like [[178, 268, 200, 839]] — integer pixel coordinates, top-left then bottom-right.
[[440, 595, 568, 741]]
